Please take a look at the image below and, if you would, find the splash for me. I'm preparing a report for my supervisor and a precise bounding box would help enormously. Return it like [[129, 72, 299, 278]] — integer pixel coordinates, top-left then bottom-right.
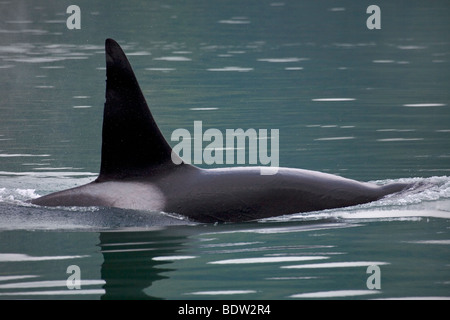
[[265, 176, 450, 222], [0, 187, 40, 204], [1, 175, 449, 230]]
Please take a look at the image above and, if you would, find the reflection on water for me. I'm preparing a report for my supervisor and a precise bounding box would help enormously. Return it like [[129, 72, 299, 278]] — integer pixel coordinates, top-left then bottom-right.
[[0, 218, 449, 299], [0, 227, 195, 299], [99, 229, 188, 300]]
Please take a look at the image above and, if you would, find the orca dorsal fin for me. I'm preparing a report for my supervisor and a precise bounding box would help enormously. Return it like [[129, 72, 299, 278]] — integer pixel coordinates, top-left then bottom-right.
[[98, 39, 181, 181]]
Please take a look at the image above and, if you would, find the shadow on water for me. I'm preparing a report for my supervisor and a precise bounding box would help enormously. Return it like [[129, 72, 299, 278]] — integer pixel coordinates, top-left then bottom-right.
[[98, 227, 195, 300]]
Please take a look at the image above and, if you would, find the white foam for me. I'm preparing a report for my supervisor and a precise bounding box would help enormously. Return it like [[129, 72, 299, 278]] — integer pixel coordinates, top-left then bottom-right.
[[339, 210, 450, 220], [0, 171, 96, 177]]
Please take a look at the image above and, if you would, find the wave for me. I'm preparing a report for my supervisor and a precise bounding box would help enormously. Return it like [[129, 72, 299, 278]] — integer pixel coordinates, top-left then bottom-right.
[[266, 176, 450, 222], [0, 174, 449, 230]]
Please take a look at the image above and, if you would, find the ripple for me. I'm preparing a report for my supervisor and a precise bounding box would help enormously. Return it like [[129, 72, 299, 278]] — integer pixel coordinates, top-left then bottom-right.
[[0, 275, 37, 282], [207, 66, 253, 72], [0, 45, 31, 54], [5, 20, 33, 24], [406, 240, 450, 245], [0, 279, 104, 289], [397, 45, 426, 50], [187, 290, 256, 296], [6, 57, 65, 63], [403, 103, 447, 108], [339, 210, 450, 221], [373, 60, 395, 64], [377, 138, 424, 142], [378, 296, 450, 300], [205, 223, 358, 235], [0, 289, 105, 296], [35, 85, 54, 89], [152, 255, 197, 261], [218, 17, 250, 24], [0, 29, 48, 35], [153, 56, 191, 61], [127, 51, 151, 56], [145, 68, 176, 72], [0, 154, 50, 158], [0, 253, 88, 262], [40, 66, 65, 69], [291, 290, 379, 299], [209, 256, 329, 265], [0, 171, 96, 177], [33, 167, 80, 171], [315, 137, 355, 141], [377, 129, 416, 132], [258, 58, 307, 63], [44, 20, 66, 24], [329, 7, 346, 12], [312, 98, 356, 102], [282, 261, 389, 269], [189, 107, 219, 111]]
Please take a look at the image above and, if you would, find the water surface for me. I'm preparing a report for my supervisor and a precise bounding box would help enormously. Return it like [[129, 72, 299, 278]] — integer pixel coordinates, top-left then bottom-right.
[[0, 0, 449, 299]]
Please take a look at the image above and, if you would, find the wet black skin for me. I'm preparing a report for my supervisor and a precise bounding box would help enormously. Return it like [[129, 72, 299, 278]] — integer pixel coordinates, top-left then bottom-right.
[[30, 39, 411, 223]]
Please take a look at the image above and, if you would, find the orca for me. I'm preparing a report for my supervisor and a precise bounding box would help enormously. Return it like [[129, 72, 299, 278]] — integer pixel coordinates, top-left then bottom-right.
[[30, 38, 411, 223]]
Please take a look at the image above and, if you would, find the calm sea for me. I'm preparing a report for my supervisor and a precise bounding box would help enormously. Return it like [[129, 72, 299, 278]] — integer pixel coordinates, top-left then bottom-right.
[[0, 0, 449, 300]]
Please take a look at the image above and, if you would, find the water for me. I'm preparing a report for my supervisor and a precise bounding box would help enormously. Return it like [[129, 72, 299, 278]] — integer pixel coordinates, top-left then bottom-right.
[[0, 0, 449, 300]]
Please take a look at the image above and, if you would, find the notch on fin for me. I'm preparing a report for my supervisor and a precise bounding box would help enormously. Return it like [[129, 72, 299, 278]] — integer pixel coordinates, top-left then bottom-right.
[[98, 39, 181, 181]]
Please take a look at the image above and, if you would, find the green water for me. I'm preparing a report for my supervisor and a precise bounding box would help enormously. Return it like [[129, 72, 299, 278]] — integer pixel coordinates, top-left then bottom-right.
[[0, 0, 449, 300]]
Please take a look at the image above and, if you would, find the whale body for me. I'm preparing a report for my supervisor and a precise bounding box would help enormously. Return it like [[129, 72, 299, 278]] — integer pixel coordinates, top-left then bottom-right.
[[31, 39, 410, 223]]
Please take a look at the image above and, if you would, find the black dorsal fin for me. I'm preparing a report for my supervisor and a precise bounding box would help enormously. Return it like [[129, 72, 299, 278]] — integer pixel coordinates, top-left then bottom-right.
[[98, 39, 180, 181]]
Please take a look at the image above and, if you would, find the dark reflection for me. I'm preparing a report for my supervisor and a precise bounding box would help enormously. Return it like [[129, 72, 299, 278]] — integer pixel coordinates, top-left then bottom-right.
[[98, 227, 191, 300]]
